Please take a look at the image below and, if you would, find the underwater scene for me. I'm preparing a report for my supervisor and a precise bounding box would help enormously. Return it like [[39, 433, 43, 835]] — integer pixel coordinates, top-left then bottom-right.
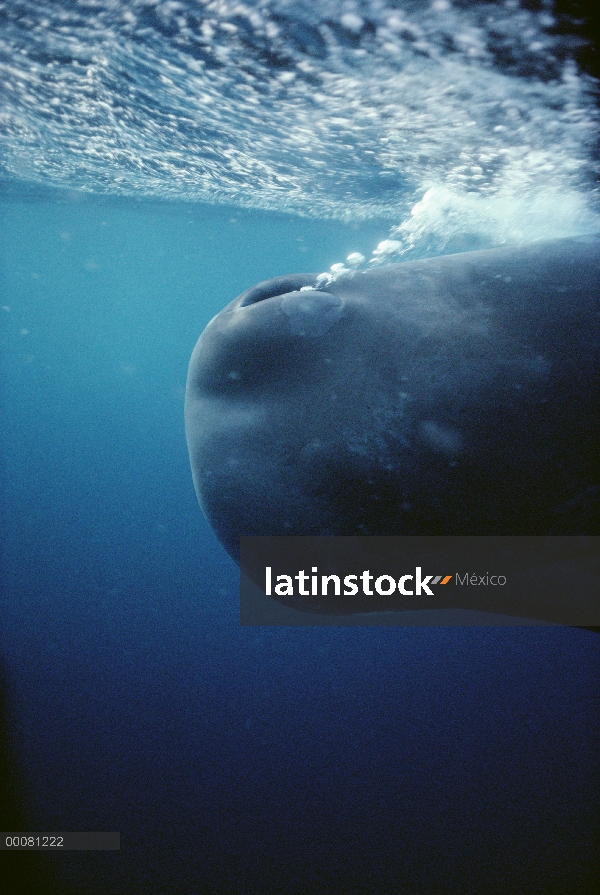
[[1, 1, 599, 893]]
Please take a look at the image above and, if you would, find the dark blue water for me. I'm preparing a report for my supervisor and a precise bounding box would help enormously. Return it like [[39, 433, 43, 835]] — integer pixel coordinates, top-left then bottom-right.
[[1, 194, 599, 894]]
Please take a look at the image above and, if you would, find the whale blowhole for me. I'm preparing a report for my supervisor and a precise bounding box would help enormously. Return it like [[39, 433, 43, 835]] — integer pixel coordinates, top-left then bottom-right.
[[237, 274, 319, 308]]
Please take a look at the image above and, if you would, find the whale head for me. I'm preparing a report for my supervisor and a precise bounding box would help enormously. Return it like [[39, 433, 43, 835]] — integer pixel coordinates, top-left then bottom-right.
[[186, 239, 600, 565]]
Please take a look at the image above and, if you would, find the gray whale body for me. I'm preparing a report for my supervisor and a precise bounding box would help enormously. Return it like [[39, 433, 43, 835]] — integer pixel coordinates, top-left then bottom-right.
[[185, 238, 599, 619]]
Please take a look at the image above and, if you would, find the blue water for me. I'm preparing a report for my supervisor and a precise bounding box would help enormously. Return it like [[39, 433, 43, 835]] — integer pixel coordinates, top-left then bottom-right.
[[1, 1, 600, 893]]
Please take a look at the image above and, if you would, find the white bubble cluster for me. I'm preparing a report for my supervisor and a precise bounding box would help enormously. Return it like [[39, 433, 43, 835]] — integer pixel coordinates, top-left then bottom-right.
[[367, 181, 600, 265], [370, 240, 404, 262], [346, 252, 365, 267]]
